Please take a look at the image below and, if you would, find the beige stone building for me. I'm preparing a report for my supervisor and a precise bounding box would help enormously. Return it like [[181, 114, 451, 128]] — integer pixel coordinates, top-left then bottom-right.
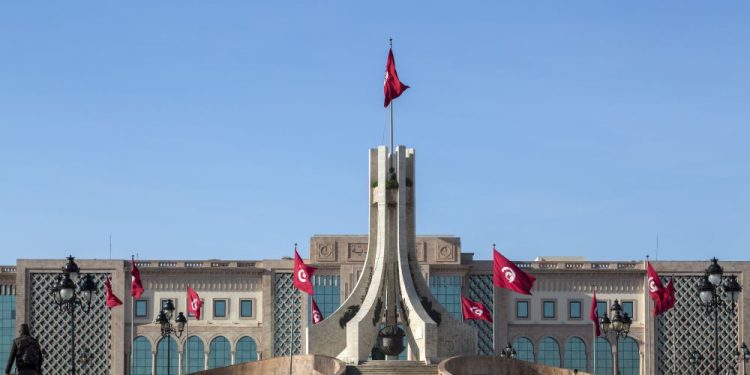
[[1, 239, 747, 374]]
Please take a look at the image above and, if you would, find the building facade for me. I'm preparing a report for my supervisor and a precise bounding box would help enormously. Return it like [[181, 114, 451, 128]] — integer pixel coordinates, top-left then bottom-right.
[[1, 237, 747, 374]]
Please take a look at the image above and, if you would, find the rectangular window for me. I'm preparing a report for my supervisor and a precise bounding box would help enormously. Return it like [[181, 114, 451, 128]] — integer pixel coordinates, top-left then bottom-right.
[[214, 299, 227, 318], [135, 300, 148, 318], [568, 300, 582, 319], [160, 299, 176, 313], [542, 300, 556, 319], [597, 301, 608, 317], [240, 299, 254, 318], [622, 301, 634, 320], [428, 275, 463, 320], [516, 300, 529, 319]]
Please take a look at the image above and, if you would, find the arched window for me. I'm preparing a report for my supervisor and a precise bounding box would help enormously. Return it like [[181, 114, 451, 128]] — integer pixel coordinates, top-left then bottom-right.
[[537, 337, 561, 367], [618, 337, 640, 375], [235, 336, 258, 363], [511, 336, 534, 363], [182, 336, 205, 374], [208, 336, 231, 369], [564, 337, 587, 371], [156, 336, 178, 374], [595, 337, 613, 375], [133, 336, 152, 375]]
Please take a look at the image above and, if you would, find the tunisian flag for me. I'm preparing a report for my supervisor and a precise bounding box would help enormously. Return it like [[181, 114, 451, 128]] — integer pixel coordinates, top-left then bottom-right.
[[311, 298, 324, 325], [293, 248, 317, 295], [661, 279, 676, 313], [187, 287, 204, 320], [647, 262, 666, 315], [461, 296, 492, 323], [105, 275, 123, 309], [493, 246, 535, 295], [590, 291, 600, 337], [130, 257, 144, 299], [384, 48, 409, 107]]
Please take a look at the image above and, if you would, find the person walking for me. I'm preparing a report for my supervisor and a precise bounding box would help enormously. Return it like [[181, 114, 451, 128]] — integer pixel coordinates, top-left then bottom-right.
[[5, 323, 42, 375]]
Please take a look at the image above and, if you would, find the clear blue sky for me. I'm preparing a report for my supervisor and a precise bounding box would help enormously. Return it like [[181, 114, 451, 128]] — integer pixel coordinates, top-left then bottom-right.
[[1, 2, 748, 265]]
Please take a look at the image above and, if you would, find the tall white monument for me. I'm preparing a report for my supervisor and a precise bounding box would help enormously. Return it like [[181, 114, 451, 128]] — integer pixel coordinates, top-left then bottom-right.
[[307, 145, 476, 364]]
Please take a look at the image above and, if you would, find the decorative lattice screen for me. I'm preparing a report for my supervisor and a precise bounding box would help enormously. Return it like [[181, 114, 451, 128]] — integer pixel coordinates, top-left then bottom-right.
[[468, 274, 494, 355], [30, 273, 112, 374], [273, 272, 302, 356], [657, 275, 738, 375]]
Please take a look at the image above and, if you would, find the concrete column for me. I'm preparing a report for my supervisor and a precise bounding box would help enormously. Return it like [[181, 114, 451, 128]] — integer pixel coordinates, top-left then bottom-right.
[[151, 351, 157, 374], [231, 351, 236, 365], [204, 352, 209, 370], [178, 351, 183, 375]]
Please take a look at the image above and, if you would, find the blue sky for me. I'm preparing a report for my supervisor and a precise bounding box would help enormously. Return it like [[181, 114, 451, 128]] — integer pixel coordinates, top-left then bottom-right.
[[1, 2, 748, 264]]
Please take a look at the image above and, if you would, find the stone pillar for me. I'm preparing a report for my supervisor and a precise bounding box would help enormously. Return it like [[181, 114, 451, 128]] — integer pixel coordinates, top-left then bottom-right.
[[231, 351, 236, 365], [204, 352, 209, 370], [151, 351, 157, 374], [178, 351, 183, 375]]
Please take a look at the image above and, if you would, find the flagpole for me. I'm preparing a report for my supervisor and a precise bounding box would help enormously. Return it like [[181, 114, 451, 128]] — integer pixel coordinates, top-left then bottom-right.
[[389, 37, 394, 168], [131, 254, 135, 375], [185, 312, 189, 374], [289, 243, 298, 375], [645, 255, 650, 375], [592, 285, 596, 374]]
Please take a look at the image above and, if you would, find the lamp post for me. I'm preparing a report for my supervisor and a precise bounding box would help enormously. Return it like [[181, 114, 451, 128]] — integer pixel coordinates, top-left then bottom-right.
[[688, 350, 704, 375], [697, 258, 742, 375], [737, 343, 750, 375], [155, 299, 187, 375], [599, 299, 632, 375], [49, 255, 98, 375], [499, 343, 516, 359]]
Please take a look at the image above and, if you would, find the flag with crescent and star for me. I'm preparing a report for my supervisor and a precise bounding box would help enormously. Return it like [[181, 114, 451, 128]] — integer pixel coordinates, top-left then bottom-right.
[[590, 291, 601, 337], [461, 296, 492, 322], [646, 262, 666, 315], [493, 245, 535, 295], [293, 247, 317, 295], [130, 256, 144, 299], [105, 275, 123, 309], [311, 297, 324, 325], [187, 286, 204, 320], [384, 47, 409, 108]]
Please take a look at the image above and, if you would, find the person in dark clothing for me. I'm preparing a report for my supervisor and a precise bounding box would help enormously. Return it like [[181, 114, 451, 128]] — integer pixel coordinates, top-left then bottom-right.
[[5, 323, 42, 375]]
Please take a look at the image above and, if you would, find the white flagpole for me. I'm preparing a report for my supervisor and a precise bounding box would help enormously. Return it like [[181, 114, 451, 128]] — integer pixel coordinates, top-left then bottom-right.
[[131, 294, 135, 375], [185, 312, 190, 374], [592, 286, 597, 374]]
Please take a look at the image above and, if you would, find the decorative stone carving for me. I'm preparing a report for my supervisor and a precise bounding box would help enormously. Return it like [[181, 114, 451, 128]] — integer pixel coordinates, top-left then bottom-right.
[[415, 242, 426, 262], [317, 242, 337, 262], [347, 243, 367, 261], [339, 305, 360, 328], [436, 245, 456, 262]]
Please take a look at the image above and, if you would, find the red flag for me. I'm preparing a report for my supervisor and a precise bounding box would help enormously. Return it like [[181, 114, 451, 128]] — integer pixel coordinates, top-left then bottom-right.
[[383, 48, 409, 107], [493, 246, 535, 295], [187, 287, 204, 320], [461, 296, 492, 323], [590, 291, 600, 337], [661, 278, 676, 313], [293, 248, 317, 295], [311, 298, 324, 325], [105, 275, 123, 309], [130, 257, 144, 299], [647, 262, 665, 315]]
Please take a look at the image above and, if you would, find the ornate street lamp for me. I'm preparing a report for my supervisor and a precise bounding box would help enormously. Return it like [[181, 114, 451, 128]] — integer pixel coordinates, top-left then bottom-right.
[[599, 299, 632, 375], [49, 255, 98, 375], [155, 299, 187, 375], [697, 258, 742, 375], [736, 342, 750, 375], [499, 343, 516, 359]]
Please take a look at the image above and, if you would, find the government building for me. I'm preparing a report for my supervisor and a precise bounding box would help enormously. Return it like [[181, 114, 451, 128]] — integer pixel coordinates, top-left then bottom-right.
[[1, 146, 747, 375], [1, 238, 747, 374]]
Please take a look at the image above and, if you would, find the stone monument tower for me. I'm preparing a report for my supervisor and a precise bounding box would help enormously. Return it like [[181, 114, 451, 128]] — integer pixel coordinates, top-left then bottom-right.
[[306, 145, 476, 364]]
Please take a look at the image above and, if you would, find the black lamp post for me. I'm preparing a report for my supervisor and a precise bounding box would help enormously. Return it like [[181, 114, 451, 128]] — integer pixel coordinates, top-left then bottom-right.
[[499, 343, 516, 359], [155, 299, 187, 375], [599, 299, 632, 375], [688, 350, 705, 375], [50, 255, 98, 375], [737, 342, 750, 375], [697, 258, 742, 375]]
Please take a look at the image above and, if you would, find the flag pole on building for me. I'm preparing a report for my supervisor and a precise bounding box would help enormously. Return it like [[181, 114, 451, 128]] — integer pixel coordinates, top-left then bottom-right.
[[384, 37, 409, 168], [389, 38, 394, 165], [130, 254, 135, 375]]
